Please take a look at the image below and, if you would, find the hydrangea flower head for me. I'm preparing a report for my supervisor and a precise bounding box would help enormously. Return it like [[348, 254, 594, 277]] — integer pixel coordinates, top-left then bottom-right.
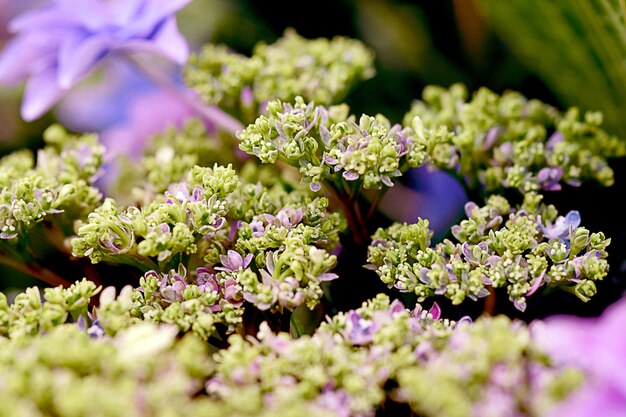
[[0, 0, 192, 121]]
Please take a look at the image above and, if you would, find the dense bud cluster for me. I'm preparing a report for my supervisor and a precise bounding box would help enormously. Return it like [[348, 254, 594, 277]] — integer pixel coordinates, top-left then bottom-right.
[[368, 193, 610, 310], [403, 84, 625, 194], [185, 29, 376, 121]]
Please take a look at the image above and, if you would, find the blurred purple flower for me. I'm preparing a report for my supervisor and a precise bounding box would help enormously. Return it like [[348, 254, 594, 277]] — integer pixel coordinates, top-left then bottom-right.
[[537, 167, 564, 191], [0, 0, 191, 121], [344, 311, 380, 345], [533, 296, 626, 417], [379, 167, 467, 239]]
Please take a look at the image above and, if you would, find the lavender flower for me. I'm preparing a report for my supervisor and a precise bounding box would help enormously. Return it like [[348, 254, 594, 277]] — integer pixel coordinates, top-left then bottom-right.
[[0, 0, 191, 120], [343, 311, 380, 345], [215, 250, 253, 272], [538, 210, 581, 241], [537, 167, 564, 191]]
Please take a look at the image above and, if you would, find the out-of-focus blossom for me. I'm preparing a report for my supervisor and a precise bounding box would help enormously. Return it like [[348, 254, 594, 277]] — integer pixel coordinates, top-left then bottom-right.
[[0, 0, 192, 121], [537, 166, 564, 191], [533, 295, 626, 417]]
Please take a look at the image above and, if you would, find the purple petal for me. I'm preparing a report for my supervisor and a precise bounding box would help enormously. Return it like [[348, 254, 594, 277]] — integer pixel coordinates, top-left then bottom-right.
[[116, 17, 189, 65], [243, 253, 254, 269], [21, 67, 66, 121], [310, 182, 322, 192], [0, 33, 58, 85], [53, 0, 112, 31], [513, 297, 527, 312], [389, 299, 405, 314], [317, 273, 339, 282], [8, 7, 78, 33], [428, 302, 441, 320], [546, 131, 564, 149], [343, 171, 359, 181], [227, 250, 243, 269], [58, 34, 113, 88], [526, 270, 546, 297], [54, 0, 111, 31], [482, 126, 501, 150], [107, 0, 145, 26], [464, 201, 478, 218], [565, 210, 581, 230], [120, 0, 193, 36], [76, 315, 87, 331]]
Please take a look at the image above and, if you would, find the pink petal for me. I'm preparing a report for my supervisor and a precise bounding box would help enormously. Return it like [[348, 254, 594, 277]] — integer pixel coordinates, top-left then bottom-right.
[[21, 67, 66, 121], [546, 384, 626, 417], [428, 302, 441, 320], [227, 250, 242, 268]]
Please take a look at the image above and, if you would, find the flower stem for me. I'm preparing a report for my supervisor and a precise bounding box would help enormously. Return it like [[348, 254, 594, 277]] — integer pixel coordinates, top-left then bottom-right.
[[125, 54, 245, 136], [483, 286, 496, 316], [0, 255, 72, 288]]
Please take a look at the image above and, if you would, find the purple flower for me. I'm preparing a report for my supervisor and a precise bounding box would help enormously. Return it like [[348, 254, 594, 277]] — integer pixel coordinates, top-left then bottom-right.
[[537, 167, 564, 191], [533, 296, 626, 417], [344, 311, 380, 345], [165, 182, 204, 204], [215, 250, 253, 272], [0, 0, 191, 120], [538, 210, 581, 241]]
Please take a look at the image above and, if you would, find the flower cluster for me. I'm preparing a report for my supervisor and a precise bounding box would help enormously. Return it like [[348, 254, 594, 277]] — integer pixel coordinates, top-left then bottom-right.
[[0, 282, 595, 417], [97, 266, 244, 340], [185, 29, 376, 121], [398, 316, 583, 417], [207, 294, 464, 416], [0, 13, 624, 417], [0, 278, 100, 339], [71, 164, 237, 266], [367, 193, 610, 310], [117, 118, 236, 198], [0, 322, 220, 417], [0, 125, 103, 241], [238, 96, 430, 191], [225, 193, 344, 311], [403, 84, 625, 195]]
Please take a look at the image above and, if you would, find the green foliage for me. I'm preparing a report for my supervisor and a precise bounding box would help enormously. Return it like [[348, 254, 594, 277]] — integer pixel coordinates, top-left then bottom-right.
[[478, 0, 626, 137]]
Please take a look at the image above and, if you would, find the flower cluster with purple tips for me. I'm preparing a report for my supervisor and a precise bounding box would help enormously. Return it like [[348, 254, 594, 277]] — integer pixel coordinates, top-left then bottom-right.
[[368, 192, 610, 311], [0, 1, 625, 416]]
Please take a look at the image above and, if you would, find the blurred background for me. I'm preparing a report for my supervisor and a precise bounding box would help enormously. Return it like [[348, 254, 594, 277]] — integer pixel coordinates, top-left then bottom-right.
[[1, 0, 625, 317]]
